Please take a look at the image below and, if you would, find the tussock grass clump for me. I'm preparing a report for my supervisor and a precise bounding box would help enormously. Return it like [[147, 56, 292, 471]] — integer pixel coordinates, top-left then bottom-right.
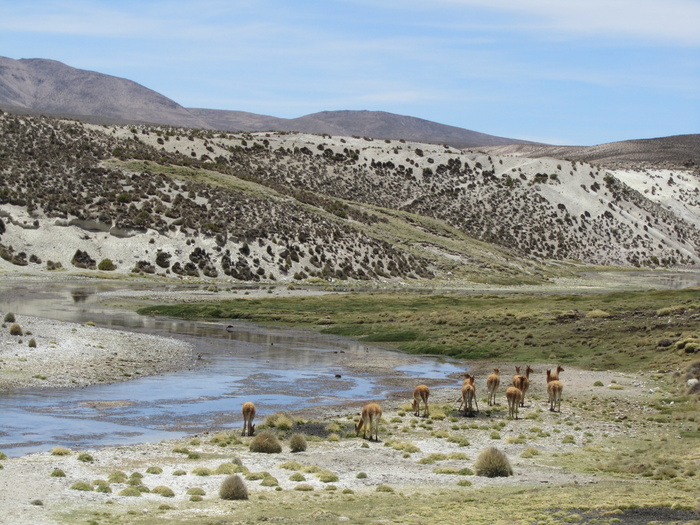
[[260, 475, 279, 486], [385, 440, 420, 454], [294, 483, 314, 491], [264, 411, 294, 431], [118, 487, 142, 497], [586, 309, 610, 318], [520, 447, 541, 458], [152, 485, 175, 497], [433, 467, 474, 475], [219, 474, 248, 500], [0, 452, 6, 460], [192, 467, 213, 476], [50, 468, 66, 477], [279, 461, 304, 471], [3, 313, 15, 323], [9, 323, 23, 336], [376, 484, 394, 493], [77, 452, 94, 463], [215, 462, 247, 475], [146, 466, 163, 474], [317, 470, 339, 483], [289, 433, 307, 452], [70, 481, 93, 491], [28, 338, 36, 348], [474, 447, 513, 477], [356, 472, 368, 479], [172, 470, 186, 476], [187, 487, 205, 495], [249, 430, 282, 453], [289, 472, 306, 481], [419, 452, 469, 464], [51, 446, 71, 456], [108, 471, 127, 483]]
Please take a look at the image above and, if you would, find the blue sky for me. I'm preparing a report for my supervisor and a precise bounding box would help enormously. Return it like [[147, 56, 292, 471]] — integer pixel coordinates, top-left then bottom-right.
[[1, 0, 698, 145]]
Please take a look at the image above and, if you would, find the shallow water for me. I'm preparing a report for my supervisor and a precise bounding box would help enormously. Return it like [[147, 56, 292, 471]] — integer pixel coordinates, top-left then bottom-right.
[[0, 282, 463, 456]]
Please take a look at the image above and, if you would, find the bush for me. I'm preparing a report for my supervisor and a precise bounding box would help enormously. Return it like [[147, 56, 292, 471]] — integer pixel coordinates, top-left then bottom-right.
[[97, 258, 116, 271], [474, 447, 513, 477], [172, 470, 186, 476], [249, 431, 282, 454], [28, 338, 36, 348], [3, 313, 15, 323], [108, 471, 128, 483], [294, 483, 314, 491], [70, 481, 93, 491], [289, 433, 307, 453], [50, 469, 66, 477], [9, 323, 23, 336], [51, 447, 71, 456], [77, 452, 94, 463], [219, 474, 248, 500], [146, 466, 163, 474], [187, 487, 205, 496], [152, 486, 175, 497], [118, 487, 142, 497]]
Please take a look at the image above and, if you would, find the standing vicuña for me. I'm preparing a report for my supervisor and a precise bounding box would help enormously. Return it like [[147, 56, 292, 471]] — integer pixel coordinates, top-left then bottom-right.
[[512, 365, 533, 407], [355, 403, 382, 441], [548, 365, 564, 382], [486, 368, 500, 406], [505, 386, 523, 419], [460, 373, 478, 416], [241, 401, 256, 436], [546, 370, 563, 412], [412, 384, 430, 417]]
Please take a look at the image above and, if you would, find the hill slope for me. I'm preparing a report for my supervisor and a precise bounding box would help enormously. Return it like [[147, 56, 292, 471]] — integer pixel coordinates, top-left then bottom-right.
[[0, 112, 698, 283]]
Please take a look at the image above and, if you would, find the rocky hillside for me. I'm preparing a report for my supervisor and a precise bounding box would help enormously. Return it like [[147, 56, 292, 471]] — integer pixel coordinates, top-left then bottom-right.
[[0, 111, 698, 283]]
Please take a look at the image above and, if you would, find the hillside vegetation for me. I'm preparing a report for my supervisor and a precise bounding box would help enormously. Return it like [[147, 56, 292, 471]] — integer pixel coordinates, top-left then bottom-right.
[[0, 111, 699, 284]]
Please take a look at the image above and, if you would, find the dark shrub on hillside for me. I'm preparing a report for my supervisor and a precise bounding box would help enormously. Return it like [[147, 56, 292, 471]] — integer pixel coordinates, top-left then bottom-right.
[[71, 250, 96, 270]]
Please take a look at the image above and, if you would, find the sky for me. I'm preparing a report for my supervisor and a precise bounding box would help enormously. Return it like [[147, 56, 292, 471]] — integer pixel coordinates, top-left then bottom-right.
[[1, 0, 699, 146]]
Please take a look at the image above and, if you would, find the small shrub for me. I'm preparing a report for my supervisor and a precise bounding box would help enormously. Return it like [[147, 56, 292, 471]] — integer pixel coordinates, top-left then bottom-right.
[[50, 469, 66, 477], [356, 472, 368, 479], [98, 259, 116, 271], [192, 467, 213, 476], [260, 476, 279, 486], [474, 447, 513, 477], [215, 462, 246, 475], [172, 470, 186, 476], [3, 313, 15, 323], [146, 466, 163, 474], [70, 481, 94, 491], [151, 485, 175, 497], [28, 338, 36, 348], [249, 431, 282, 453], [187, 487, 206, 496], [317, 470, 339, 483], [594, 381, 604, 387], [219, 474, 248, 500], [77, 452, 94, 463], [118, 487, 142, 497], [9, 323, 23, 336], [289, 433, 307, 452], [265, 411, 294, 431], [51, 447, 71, 456], [289, 472, 306, 482], [294, 484, 314, 491], [108, 471, 127, 483], [30, 499, 43, 506], [0, 452, 6, 460]]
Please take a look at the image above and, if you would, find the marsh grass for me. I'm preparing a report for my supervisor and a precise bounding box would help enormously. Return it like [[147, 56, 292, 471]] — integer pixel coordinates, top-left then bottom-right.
[[139, 288, 700, 371]]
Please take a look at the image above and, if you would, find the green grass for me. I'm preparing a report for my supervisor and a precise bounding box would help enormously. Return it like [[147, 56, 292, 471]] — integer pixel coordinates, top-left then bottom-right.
[[137, 288, 700, 371]]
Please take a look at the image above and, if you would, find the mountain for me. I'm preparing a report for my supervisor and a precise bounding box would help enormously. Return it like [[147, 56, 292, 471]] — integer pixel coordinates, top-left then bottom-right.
[[0, 56, 533, 148], [0, 57, 211, 128], [187, 108, 536, 148], [480, 135, 700, 167]]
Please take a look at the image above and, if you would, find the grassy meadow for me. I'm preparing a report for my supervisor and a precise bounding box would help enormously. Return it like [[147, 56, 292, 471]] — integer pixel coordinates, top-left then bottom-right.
[[138, 287, 700, 372]]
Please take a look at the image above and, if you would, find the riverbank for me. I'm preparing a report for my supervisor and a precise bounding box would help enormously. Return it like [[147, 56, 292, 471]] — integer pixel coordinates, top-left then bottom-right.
[[0, 314, 194, 391]]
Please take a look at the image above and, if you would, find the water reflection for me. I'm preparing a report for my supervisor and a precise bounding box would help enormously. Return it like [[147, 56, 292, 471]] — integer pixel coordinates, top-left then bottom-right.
[[0, 281, 463, 457]]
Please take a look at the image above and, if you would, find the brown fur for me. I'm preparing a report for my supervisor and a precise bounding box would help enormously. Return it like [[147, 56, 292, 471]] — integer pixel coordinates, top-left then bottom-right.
[[241, 401, 256, 436], [459, 374, 478, 416], [355, 403, 382, 441], [505, 386, 523, 419], [486, 368, 500, 406], [512, 365, 533, 407], [548, 365, 565, 382], [547, 379, 563, 412], [412, 384, 430, 417]]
